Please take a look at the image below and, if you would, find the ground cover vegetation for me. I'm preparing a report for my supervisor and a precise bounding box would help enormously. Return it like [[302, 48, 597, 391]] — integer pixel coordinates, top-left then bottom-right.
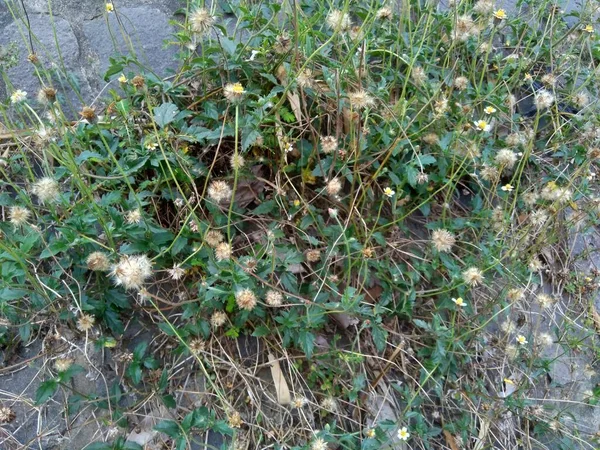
[[2, 0, 600, 448]]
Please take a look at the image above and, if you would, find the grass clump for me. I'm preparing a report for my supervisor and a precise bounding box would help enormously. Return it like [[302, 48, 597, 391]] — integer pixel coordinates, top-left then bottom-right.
[[1, 0, 600, 449]]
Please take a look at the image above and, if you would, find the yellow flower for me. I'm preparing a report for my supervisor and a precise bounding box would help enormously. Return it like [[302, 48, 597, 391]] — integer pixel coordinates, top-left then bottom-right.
[[493, 9, 507, 20], [524, 73, 533, 82], [501, 184, 514, 192], [383, 187, 395, 197], [105, 2, 114, 13], [516, 335, 528, 345], [118, 74, 128, 83], [232, 83, 245, 94], [293, 199, 301, 207], [484, 106, 497, 114], [452, 297, 465, 307], [584, 24, 594, 34]]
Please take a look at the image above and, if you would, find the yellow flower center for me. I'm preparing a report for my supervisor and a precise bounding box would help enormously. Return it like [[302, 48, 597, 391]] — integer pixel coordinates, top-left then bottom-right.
[[231, 83, 245, 94], [106, 2, 114, 12], [493, 9, 507, 20]]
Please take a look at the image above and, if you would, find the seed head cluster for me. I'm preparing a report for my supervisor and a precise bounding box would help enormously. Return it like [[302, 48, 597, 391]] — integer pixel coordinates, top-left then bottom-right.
[[111, 254, 153, 290]]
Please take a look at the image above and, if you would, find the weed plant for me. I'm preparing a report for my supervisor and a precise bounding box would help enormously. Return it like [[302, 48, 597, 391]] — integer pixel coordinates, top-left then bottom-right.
[[1, 0, 600, 449]]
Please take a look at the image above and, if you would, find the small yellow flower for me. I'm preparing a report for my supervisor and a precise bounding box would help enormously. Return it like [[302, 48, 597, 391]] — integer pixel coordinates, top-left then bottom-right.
[[493, 9, 507, 20], [524, 73, 533, 82], [474, 120, 492, 132], [231, 83, 245, 94], [516, 334, 528, 345], [501, 184, 514, 192], [118, 74, 128, 83], [383, 187, 395, 197], [484, 106, 497, 114], [105, 2, 114, 13], [293, 199, 301, 207], [584, 24, 594, 34], [397, 427, 410, 441], [452, 297, 465, 307]]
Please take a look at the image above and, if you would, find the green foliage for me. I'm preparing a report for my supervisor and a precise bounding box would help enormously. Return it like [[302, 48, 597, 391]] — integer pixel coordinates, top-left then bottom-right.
[[1, 0, 600, 448]]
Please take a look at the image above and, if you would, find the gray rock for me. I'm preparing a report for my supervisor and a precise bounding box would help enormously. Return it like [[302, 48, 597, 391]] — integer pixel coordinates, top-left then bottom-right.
[[82, 6, 178, 83], [0, 13, 91, 114]]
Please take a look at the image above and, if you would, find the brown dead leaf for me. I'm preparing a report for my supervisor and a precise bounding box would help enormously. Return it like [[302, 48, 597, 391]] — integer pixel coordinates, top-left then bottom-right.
[[268, 353, 291, 405], [443, 430, 459, 450], [331, 312, 359, 329], [234, 180, 265, 208]]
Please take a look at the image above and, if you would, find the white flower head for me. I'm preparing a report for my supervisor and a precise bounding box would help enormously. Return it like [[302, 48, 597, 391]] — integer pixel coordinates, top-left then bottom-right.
[[326, 9, 351, 31], [125, 208, 142, 224], [111, 254, 153, 290], [167, 263, 185, 280], [397, 426, 410, 441], [10, 90, 27, 104], [32, 177, 60, 204]]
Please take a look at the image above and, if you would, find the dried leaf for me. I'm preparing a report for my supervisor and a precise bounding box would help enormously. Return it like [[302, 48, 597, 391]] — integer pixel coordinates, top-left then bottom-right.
[[443, 430, 459, 450], [331, 312, 359, 329], [591, 306, 600, 334], [268, 353, 291, 405], [127, 405, 173, 445], [473, 418, 490, 450], [287, 91, 303, 124], [234, 180, 265, 208]]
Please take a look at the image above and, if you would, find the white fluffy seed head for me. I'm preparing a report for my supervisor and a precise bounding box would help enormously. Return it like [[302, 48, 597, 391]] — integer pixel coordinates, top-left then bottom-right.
[[8, 206, 31, 227], [207, 180, 233, 203], [86, 252, 111, 271], [495, 148, 518, 170], [111, 255, 153, 290], [431, 229, 456, 253], [265, 289, 283, 306], [462, 267, 484, 286], [32, 177, 60, 204], [235, 288, 257, 311]]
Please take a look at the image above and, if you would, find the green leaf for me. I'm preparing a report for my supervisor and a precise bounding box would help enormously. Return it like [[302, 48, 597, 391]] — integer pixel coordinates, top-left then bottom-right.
[[154, 419, 181, 438], [0, 288, 28, 300], [40, 240, 69, 258], [153, 103, 179, 128], [242, 129, 261, 151], [298, 330, 315, 358], [370, 323, 388, 353], [75, 151, 105, 164], [252, 325, 271, 337], [35, 380, 58, 404], [252, 200, 276, 215], [59, 364, 85, 382], [85, 443, 112, 450], [162, 394, 177, 409]]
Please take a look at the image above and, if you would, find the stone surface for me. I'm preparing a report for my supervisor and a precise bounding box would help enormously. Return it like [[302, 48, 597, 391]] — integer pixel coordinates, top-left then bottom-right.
[[0, 12, 90, 114], [82, 6, 178, 82]]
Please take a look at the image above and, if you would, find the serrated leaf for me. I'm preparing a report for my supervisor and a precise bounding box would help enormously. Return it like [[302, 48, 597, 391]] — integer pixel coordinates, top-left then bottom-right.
[[75, 151, 105, 164], [298, 330, 315, 358], [370, 323, 388, 353], [252, 326, 271, 337], [154, 419, 180, 438], [252, 200, 276, 215], [153, 103, 179, 128], [35, 379, 58, 404], [242, 129, 261, 151]]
